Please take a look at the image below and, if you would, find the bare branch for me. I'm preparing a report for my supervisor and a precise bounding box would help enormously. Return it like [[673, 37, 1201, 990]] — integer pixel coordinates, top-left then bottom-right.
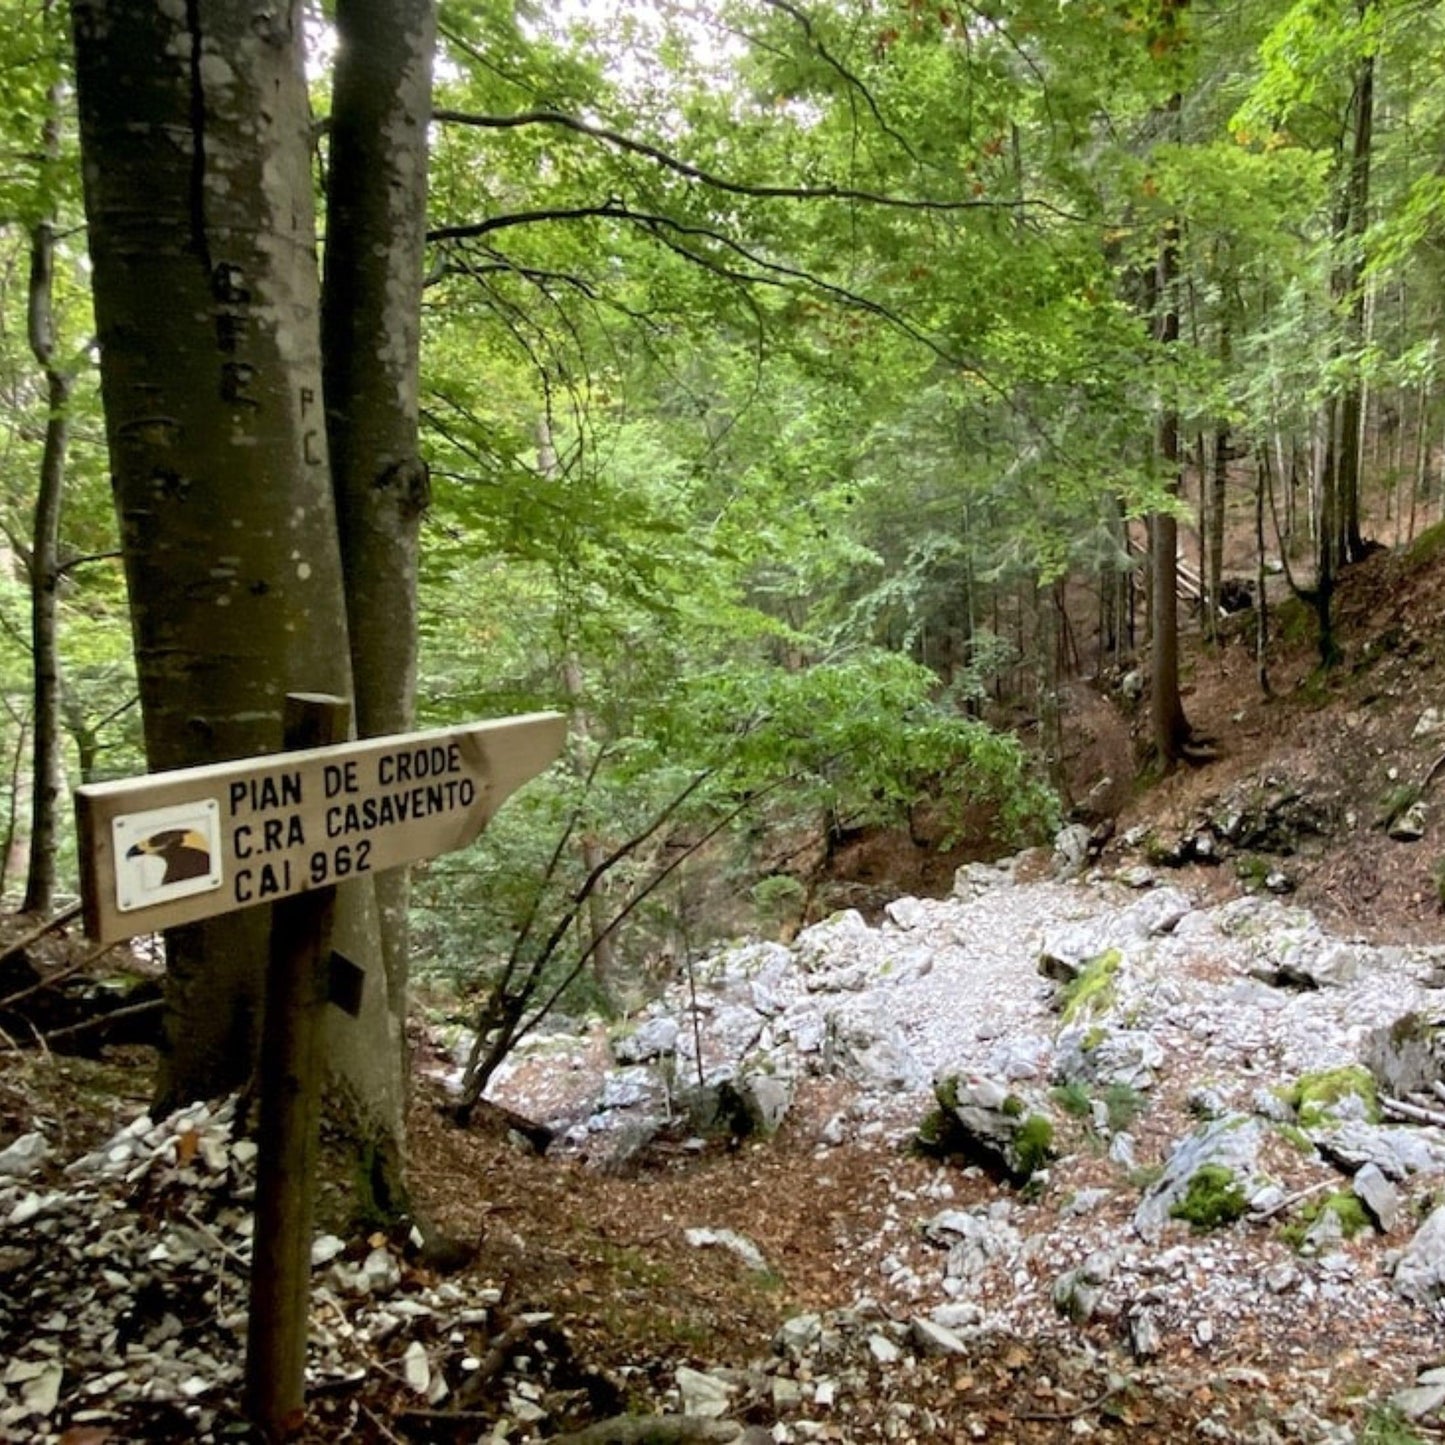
[[55, 548, 121, 578], [429, 203, 635, 244], [432, 108, 1083, 220]]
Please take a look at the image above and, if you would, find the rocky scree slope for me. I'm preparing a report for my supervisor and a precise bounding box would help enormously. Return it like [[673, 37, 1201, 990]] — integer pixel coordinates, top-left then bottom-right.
[[12, 852, 1445, 1441], [469, 850, 1445, 1436]]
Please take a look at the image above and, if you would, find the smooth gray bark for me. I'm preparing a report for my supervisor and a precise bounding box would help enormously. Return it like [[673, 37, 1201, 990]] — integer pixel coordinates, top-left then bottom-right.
[[70, 0, 398, 1150], [322, 2, 436, 1118]]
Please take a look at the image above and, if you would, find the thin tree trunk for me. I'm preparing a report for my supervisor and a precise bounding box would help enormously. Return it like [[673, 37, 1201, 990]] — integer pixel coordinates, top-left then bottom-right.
[[59, 680, 99, 786], [1254, 450, 1271, 697], [1035, 581, 1063, 793], [1409, 381, 1428, 545], [1337, 41, 1374, 563], [1193, 431, 1207, 627], [561, 654, 616, 996], [1207, 323, 1231, 643], [319, 0, 437, 1200], [22, 109, 72, 917], [1150, 208, 1190, 768], [1, 716, 28, 901], [1316, 401, 1341, 667]]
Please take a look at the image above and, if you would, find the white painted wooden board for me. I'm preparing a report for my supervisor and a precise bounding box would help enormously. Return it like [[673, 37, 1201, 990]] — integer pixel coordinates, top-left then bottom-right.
[[75, 713, 566, 944]]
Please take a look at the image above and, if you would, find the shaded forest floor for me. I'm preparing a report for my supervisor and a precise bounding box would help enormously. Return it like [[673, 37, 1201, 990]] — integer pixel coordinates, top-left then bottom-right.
[[7, 528, 1445, 1441]]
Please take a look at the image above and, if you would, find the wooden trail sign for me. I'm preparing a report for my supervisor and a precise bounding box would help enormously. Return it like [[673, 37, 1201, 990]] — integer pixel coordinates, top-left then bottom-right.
[[75, 712, 566, 944]]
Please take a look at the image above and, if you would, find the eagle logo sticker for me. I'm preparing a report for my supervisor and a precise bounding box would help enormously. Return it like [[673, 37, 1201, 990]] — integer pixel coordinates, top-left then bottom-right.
[[113, 800, 223, 913]]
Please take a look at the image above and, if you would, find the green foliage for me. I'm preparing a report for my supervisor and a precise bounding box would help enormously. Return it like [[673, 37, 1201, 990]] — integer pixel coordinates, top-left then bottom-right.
[[1273, 1122, 1318, 1155], [1407, 521, 1445, 568], [1234, 854, 1272, 891], [1357, 1405, 1428, 1445], [1049, 1079, 1145, 1135], [1060, 950, 1123, 1026], [1286, 1067, 1381, 1129], [643, 651, 1059, 849], [1102, 1082, 1147, 1133], [749, 874, 806, 933], [1377, 783, 1422, 831], [1169, 1164, 1249, 1231], [1013, 1115, 1056, 1181], [1280, 1191, 1372, 1250], [24, 0, 1445, 1074], [1051, 1081, 1092, 1118], [913, 1107, 949, 1156]]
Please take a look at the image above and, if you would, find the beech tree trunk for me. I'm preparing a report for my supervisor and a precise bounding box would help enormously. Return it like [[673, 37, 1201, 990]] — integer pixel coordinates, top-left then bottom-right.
[[320, 0, 436, 1163], [70, 0, 399, 1159], [322, 0, 435, 1021]]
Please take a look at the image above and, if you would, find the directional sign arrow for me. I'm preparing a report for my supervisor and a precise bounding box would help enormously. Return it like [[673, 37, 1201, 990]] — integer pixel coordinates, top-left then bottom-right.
[[75, 712, 566, 944]]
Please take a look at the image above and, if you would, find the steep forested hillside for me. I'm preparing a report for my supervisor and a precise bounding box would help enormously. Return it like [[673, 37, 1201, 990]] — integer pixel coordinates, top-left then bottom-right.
[[3, 0, 1445, 1437]]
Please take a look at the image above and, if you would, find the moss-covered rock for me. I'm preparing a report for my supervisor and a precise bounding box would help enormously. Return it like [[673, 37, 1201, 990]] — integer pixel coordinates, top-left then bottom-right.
[[917, 1074, 1055, 1184], [1060, 949, 1122, 1026], [1280, 1191, 1371, 1250], [1365, 1011, 1445, 1100], [1134, 1114, 1264, 1243], [1168, 1164, 1248, 1231], [1286, 1066, 1380, 1129]]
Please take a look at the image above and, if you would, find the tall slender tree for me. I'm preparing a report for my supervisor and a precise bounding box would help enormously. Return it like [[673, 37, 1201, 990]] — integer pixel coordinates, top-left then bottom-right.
[[22, 77, 72, 915], [321, 0, 436, 1160]]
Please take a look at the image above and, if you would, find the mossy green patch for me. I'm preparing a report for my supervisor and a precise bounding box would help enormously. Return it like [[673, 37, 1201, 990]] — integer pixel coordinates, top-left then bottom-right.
[[1001, 1093, 1025, 1118], [1287, 1066, 1380, 1128], [913, 1108, 948, 1155], [935, 1074, 961, 1112], [1168, 1164, 1248, 1231], [1280, 1190, 1372, 1249], [1012, 1114, 1055, 1181], [1128, 1163, 1165, 1190], [1060, 949, 1122, 1026], [1408, 519, 1445, 566], [1234, 854, 1271, 891], [1432, 858, 1445, 909], [1358, 1403, 1429, 1444], [1273, 1122, 1318, 1155], [1378, 783, 1422, 832]]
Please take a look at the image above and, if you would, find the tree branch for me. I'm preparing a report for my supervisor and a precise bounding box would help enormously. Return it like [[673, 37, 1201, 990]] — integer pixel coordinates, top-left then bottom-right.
[[55, 549, 121, 578], [432, 108, 1081, 219], [753, 0, 924, 166], [432, 202, 984, 383]]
